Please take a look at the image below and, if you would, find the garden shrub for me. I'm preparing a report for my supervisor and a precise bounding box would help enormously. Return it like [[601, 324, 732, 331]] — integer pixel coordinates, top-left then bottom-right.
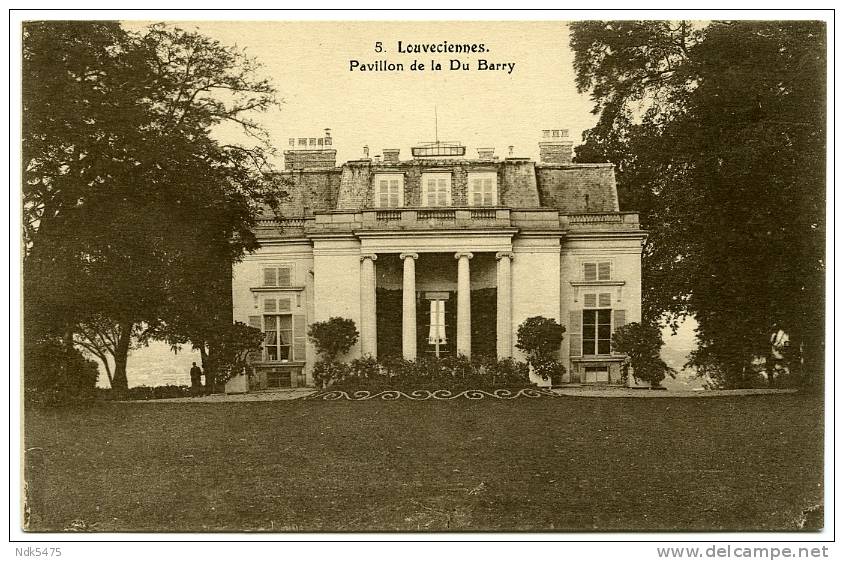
[[516, 316, 567, 381], [324, 355, 531, 391], [312, 360, 351, 388], [307, 317, 359, 362], [526, 355, 565, 383], [124, 385, 192, 400], [24, 340, 99, 405]]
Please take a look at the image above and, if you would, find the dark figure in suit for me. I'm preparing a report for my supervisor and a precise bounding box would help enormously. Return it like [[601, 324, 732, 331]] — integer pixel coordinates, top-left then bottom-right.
[[190, 362, 203, 396]]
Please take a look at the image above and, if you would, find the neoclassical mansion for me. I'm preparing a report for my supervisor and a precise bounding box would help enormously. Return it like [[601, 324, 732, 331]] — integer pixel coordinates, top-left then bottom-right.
[[227, 129, 646, 392]]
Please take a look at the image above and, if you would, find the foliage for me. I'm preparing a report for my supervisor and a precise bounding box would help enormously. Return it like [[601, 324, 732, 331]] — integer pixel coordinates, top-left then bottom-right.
[[529, 356, 567, 383], [22, 21, 281, 392], [570, 21, 825, 386], [612, 322, 676, 387], [319, 355, 531, 391], [307, 317, 359, 362], [73, 316, 149, 388], [120, 385, 193, 401], [348, 356, 384, 378], [312, 360, 352, 389], [206, 322, 264, 385], [515, 316, 566, 379], [516, 316, 566, 358], [24, 340, 99, 405]]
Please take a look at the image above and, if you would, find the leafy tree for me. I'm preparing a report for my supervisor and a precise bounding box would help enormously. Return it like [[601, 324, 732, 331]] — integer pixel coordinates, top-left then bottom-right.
[[612, 322, 675, 387], [516, 316, 566, 381], [73, 316, 149, 388], [308, 317, 359, 363], [22, 22, 281, 393], [570, 21, 825, 387], [204, 322, 264, 389]]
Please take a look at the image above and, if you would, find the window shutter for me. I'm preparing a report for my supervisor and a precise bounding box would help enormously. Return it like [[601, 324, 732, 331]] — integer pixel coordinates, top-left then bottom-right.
[[584, 263, 597, 281], [263, 268, 277, 286], [277, 297, 292, 312], [598, 262, 611, 280], [569, 310, 582, 357], [584, 293, 597, 308], [598, 293, 612, 308], [263, 298, 277, 313], [247, 316, 263, 362], [292, 314, 307, 361], [614, 309, 627, 332], [277, 267, 292, 287]]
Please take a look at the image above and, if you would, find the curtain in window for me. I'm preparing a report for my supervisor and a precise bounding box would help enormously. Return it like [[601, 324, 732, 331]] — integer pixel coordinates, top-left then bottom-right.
[[428, 300, 447, 344]]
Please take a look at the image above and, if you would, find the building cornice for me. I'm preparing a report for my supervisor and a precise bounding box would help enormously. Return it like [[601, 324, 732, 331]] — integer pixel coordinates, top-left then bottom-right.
[[354, 228, 519, 239], [565, 231, 648, 241]]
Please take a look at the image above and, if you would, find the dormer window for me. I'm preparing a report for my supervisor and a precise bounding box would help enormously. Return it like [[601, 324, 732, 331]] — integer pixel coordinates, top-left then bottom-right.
[[468, 172, 498, 206], [374, 173, 404, 208], [421, 172, 452, 207]]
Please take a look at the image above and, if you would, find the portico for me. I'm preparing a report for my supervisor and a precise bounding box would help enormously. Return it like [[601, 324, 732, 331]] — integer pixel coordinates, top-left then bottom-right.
[[354, 237, 518, 361]]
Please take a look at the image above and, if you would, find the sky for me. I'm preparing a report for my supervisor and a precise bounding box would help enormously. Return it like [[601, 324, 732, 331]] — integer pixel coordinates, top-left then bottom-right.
[[110, 20, 698, 388], [124, 20, 598, 163]]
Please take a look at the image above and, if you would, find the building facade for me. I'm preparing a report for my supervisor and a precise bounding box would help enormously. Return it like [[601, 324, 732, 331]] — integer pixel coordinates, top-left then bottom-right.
[[229, 129, 646, 391]]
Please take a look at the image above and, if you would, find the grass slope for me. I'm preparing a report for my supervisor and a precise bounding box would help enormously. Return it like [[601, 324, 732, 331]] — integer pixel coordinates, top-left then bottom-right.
[[23, 393, 823, 532]]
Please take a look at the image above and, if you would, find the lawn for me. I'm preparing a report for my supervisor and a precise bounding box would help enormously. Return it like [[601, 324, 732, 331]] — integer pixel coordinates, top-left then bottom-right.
[[23, 392, 823, 532]]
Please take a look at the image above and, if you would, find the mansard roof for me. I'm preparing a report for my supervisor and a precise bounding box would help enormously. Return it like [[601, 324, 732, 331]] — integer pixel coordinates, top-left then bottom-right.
[[266, 157, 619, 218]]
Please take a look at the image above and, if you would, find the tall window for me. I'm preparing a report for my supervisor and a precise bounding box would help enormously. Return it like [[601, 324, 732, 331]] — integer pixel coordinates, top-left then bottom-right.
[[468, 172, 497, 206], [374, 174, 404, 207], [582, 292, 613, 355], [422, 173, 451, 206], [263, 297, 293, 361], [427, 300, 448, 351], [583, 261, 611, 281]]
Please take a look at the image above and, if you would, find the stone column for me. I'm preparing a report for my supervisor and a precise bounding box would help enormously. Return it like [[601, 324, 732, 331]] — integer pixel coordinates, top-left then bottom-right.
[[455, 252, 473, 358], [496, 251, 514, 359], [400, 253, 418, 360], [359, 253, 378, 358]]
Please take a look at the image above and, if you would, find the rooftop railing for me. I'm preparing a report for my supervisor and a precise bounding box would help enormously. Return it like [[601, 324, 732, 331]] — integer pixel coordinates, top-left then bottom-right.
[[254, 209, 640, 237]]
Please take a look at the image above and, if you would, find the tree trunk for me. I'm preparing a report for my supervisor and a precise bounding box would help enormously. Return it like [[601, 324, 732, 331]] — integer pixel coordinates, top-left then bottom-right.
[[111, 320, 133, 394], [199, 343, 214, 395]]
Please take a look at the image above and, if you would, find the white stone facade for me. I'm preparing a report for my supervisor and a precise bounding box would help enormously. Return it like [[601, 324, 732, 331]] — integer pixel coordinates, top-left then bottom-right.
[[229, 142, 646, 391]]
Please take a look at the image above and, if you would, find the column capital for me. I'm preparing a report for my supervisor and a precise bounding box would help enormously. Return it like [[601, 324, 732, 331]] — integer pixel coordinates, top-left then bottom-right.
[[360, 253, 378, 262], [454, 251, 474, 260], [495, 251, 514, 261], [399, 252, 418, 260]]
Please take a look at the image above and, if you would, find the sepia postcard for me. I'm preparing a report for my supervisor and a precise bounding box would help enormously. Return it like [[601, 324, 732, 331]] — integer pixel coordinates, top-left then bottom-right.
[[12, 9, 833, 555]]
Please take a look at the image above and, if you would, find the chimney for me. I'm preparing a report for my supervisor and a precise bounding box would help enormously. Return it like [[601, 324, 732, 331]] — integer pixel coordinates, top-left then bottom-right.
[[538, 128, 573, 164], [283, 127, 337, 170], [373, 155, 382, 164], [363, 145, 369, 158], [508, 146, 514, 157], [477, 147, 495, 160], [383, 149, 400, 164]]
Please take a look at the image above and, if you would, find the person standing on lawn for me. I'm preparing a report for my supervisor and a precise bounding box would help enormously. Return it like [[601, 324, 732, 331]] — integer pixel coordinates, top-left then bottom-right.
[[189, 362, 203, 396]]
